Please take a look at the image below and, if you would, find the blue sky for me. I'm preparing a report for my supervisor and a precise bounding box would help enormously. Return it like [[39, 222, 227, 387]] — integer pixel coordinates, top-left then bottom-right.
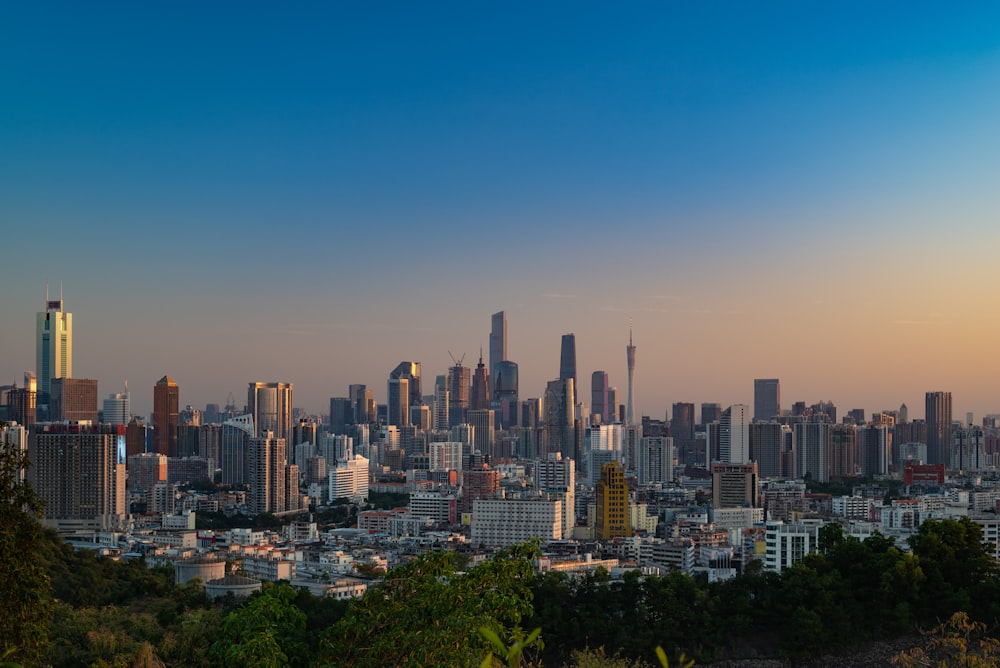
[[3, 3, 1000, 419]]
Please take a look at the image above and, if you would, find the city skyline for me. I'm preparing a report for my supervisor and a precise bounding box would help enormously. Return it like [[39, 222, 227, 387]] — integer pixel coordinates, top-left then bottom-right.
[[3, 5, 1000, 419]]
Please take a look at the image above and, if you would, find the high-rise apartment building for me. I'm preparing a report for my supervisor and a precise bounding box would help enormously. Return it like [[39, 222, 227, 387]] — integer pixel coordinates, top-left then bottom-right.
[[858, 424, 889, 477], [925, 391, 953, 467], [28, 422, 126, 531], [248, 382, 293, 440], [753, 379, 780, 422], [795, 422, 831, 483], [591, 371, 609, 425], [36, 292, 72, 417], [639, 435, 673, 485], [248, 432, 287, 515], [220, 414, 254, 485], [829, 424, 856, 479], [492, 360, 519, 427], [489, 311, 507, 381], [153, 376, 179, 457], [433, 375, 450, 430], [720, 404, 750, 464], [467, 409, 495, 457], [50, 378, 98, 423], [749, 421, 787, 478], [595, 460, 630, 539]]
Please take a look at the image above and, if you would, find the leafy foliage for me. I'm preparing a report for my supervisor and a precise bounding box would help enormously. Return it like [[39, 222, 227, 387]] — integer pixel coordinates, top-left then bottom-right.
[[319, 542, 540, 667], [0, 422, 52, 666]]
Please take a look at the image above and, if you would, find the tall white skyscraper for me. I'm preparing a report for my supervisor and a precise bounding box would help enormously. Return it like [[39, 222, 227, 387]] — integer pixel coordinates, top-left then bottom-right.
[[721, 404, 750, 464], [36, 290, 72, 410]]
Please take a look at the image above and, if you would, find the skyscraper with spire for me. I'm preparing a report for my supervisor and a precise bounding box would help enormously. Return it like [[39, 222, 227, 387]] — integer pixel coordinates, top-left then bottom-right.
[[36, 286, 72, 419], [626, 326, 636, 425], [471, 350, 490, 411]]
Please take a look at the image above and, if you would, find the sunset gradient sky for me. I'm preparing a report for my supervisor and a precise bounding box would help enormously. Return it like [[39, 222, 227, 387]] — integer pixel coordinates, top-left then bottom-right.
[[3, 3, 1000, 420]]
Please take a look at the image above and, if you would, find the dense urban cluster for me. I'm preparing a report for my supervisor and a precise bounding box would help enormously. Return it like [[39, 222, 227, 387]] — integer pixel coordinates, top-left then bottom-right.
[[6, 299, 1000, 665]]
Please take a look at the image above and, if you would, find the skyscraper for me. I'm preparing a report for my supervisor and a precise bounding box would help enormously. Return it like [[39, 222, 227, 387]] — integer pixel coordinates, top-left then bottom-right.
[[387, 377, 409, 426], [489, 311, 507, 381], [559, 334, 577, 390], [720, 404, 750, 464], [795, 421, 831, 483], [8, 372, 37, 428], [447, 361, 470, 427], [753, 379, 780, 422], [433, 375, 449, 430], [626, 328, 636, 425], [470, 353, 490, 411], [389, 361, 422, 408], [248, 432, 288, 514], [154, 376, 179, 457], [103, 387, 131, 425], [247, 382, 293, 440], [50, 378, 98, 423], [591, 371, 609, 425], [36, 290, 72, 418], [28, 422, 126, 531], [492, 360, 519, 428], [545, 377, 576, 461], [925, 391, 953, 467]]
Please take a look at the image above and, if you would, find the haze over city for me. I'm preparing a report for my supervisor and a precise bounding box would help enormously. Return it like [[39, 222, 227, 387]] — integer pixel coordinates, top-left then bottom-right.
[[3, 3, 1000, 419]]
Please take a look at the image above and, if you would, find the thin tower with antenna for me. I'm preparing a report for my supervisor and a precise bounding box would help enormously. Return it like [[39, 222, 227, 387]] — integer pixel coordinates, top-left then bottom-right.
[[626, 322, 636, 425]]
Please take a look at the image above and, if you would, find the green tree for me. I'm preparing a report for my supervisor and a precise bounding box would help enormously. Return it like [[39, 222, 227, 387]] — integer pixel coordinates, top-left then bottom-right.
[[0, 420, 53, 666], [320, 542, 540, 667], [211, 582, 307, 668]]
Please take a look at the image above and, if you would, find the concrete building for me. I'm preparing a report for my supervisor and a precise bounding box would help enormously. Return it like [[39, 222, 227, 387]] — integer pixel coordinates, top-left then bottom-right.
[[248, 433, 287, 515], [28, 422, 126, 531], [472, 498, 562, 547], [50, 378, 98, 423], [764, 519, 824, 573], [753, 379, 780, 422], [595, 461, 630, 539], [248, 382, 293, 440], [154, 376, 179, 457], [711, 462, 759, 508], [329, 455, 369, 502]]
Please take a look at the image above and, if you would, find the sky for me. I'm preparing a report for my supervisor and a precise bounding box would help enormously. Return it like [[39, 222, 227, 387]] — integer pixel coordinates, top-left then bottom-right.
[[3, 3, 1000, 421]]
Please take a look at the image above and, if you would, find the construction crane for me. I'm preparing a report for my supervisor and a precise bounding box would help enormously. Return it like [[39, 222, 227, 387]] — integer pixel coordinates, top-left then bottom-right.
[[448, 351, 466, 367]]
